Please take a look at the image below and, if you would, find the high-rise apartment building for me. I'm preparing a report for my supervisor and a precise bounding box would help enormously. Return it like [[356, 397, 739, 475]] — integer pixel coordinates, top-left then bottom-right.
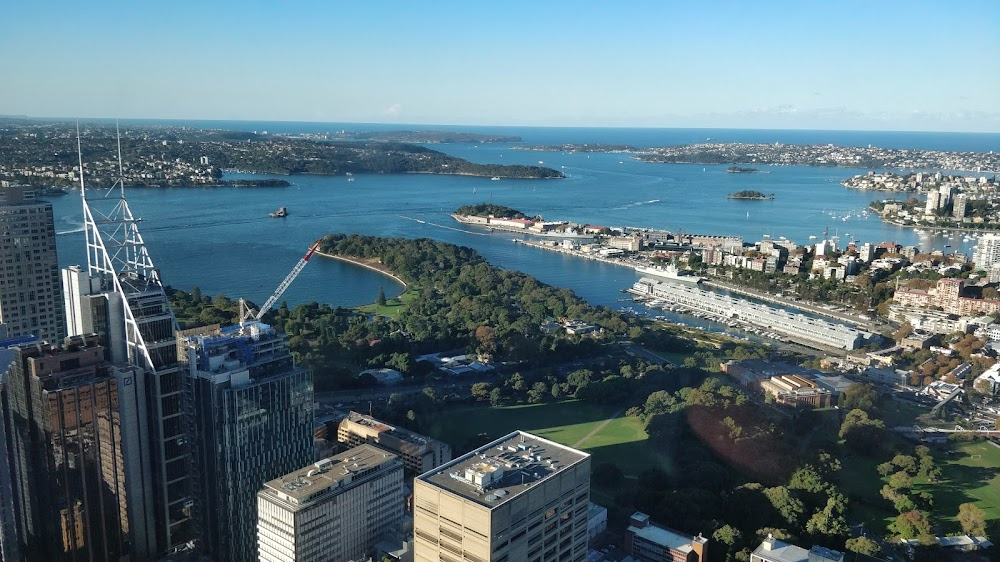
[[257, 443, 404, 562], [952, 193, 968, 219], [0, 186, 65, 343], [181, 320, 314, 562], [974, 233, 1000, 272], [413, 431, 591, 562], [338, 410, 451, 473], [1, 335, 146, 562]]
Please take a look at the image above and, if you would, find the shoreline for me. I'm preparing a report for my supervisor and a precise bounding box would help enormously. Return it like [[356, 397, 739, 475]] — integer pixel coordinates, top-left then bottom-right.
[[314, 251, 408, 291]]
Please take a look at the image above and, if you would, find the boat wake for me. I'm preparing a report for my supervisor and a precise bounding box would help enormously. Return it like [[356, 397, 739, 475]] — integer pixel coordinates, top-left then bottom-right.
[[611, 199, 660, 210], [398, 215, 490, 236]]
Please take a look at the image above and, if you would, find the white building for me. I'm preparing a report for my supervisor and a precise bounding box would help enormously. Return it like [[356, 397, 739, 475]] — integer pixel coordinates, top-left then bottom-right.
[[257, 444, 404, 562], [630, 278, 866, 350], [974, 233, 1000, 272], [974, 364, 1000, 395], [751, 535, 843, 562]]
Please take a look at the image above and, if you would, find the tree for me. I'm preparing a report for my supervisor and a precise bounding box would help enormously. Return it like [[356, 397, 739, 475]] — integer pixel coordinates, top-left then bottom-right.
[[712, 525, 742, 562], [551, 383, 563, 399], [839, 409, 886, 453], [471, 382, 492, 401], [845, 537, 881, 556], [838, 383, 880, 415], [889, 510, 932, 539], [376, 286, 387, 307], [489, 387, 504, 407], [789, 465, 828, 495], [957, 503, 987, 537], [764, 486, 805, 528], [892, 454, 918, 474]]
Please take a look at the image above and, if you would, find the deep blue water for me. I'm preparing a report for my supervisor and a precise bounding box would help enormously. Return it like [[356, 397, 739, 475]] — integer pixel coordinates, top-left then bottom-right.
[[50, 124, 1000, 316]]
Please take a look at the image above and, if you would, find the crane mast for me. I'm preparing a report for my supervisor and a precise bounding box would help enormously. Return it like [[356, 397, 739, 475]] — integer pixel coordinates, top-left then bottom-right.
[[254, 242, 320, 321]]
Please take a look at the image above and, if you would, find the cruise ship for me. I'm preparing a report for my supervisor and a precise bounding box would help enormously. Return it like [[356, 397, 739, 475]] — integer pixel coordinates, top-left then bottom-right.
[[633, 264, 703, 285]]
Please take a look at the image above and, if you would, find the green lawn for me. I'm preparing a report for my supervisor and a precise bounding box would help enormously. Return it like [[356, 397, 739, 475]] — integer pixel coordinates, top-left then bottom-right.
[[914, 440, 1000, 529], [356, 287, 419, 319], [839, 438, 1000, 536], [422, 400, 669, 477]]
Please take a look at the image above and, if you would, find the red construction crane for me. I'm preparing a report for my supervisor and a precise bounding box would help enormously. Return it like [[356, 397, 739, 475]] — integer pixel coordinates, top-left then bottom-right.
[[254, 242, 320, 320]]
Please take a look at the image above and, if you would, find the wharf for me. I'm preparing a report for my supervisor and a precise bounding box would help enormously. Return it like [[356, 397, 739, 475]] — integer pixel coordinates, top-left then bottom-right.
[[701, 280, 875, 331]]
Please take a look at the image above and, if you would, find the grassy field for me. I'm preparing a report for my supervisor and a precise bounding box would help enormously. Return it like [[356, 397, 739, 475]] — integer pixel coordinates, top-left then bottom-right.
[[914, 440, 1000, 527], [839, 438, 1000, 535], [422, 400, 669, 477], [356, 287, 419, 319]]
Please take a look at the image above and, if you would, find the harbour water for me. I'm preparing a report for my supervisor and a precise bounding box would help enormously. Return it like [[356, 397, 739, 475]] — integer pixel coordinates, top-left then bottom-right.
[[51, 124, 1000, 316]]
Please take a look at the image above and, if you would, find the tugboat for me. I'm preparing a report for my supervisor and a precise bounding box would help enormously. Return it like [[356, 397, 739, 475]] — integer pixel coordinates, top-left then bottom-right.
[[268, 207, 288, 218]]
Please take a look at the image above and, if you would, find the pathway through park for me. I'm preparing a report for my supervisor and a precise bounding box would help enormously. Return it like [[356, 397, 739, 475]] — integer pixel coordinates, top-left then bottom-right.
[[573, 408, 624, 449]]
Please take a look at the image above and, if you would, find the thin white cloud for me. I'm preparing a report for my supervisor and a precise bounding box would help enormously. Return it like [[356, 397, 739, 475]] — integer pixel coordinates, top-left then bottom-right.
[[383, 103, 402, 117]]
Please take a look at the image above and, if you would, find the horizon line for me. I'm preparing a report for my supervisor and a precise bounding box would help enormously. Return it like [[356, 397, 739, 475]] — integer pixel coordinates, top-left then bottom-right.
[[2, 114, 999, 136]]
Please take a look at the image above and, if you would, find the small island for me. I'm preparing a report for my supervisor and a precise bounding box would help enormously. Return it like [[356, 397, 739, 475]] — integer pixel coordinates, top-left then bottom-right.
[[727, 190, 774, 200], [726, 166, 760, 173], [454, 203, 528, 219]]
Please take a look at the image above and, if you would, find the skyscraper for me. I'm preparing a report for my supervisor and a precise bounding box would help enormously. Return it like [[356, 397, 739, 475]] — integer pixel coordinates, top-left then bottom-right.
[[0, 185, 65, 343], [181, 320, 314, 562], [60, 133, 193, 556], [1, 335, 144, 562], [413, 431, 591, 562]]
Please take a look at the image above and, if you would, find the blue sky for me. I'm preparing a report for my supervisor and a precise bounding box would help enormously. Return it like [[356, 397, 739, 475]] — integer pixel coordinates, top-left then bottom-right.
[[3, 0, 998, 132]]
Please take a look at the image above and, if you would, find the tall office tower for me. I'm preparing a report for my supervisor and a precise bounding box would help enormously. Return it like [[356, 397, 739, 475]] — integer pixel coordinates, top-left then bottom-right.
[[338, 410, 452, 473], [413, 431, 591, 562], [974, 233, 1000, 272], [0, 185, 65, 343], [180, 320, 314, 562], [67, 138, 192, 556], [2, 335, 146, 562], [257, 444, 404, 562]]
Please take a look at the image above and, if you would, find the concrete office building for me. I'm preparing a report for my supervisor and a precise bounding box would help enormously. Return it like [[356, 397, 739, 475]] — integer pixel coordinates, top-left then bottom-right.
[[2, 335, 145, 562], [257, 444, 404, 562], [624, 512, 707, 562], [0, 185, 64, 344], [413, 430, 591, 562], [182, 321, 314, 562], [338, 410, 451, 473]]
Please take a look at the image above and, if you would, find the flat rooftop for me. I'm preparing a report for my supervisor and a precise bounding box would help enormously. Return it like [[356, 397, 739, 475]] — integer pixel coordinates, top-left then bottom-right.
[[628, 523, 696, 554], [260, 443, 400, 509], [417, 430, 588, 508]]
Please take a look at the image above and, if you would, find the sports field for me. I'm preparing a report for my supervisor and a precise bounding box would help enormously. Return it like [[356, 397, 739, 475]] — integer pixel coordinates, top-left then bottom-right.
[[916, 440, 1000, 524], [422, 400, 670, 476]]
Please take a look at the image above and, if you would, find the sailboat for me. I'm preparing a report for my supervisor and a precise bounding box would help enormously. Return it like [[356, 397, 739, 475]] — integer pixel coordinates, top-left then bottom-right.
[[472, 187, 477, 194]]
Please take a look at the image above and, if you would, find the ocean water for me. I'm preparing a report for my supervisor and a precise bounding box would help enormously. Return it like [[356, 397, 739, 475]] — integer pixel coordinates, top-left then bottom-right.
[[50, 124, 1000, 314]]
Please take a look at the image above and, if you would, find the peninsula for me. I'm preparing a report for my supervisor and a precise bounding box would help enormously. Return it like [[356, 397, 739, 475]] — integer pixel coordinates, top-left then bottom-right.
[[726, 190, 773, 200], [514, 141, 1000, 173], [0, 119, 563, 188]]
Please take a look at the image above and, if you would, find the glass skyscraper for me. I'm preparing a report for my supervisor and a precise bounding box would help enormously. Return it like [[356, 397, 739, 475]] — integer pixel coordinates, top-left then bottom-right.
[[181, 320, 314, 562]]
